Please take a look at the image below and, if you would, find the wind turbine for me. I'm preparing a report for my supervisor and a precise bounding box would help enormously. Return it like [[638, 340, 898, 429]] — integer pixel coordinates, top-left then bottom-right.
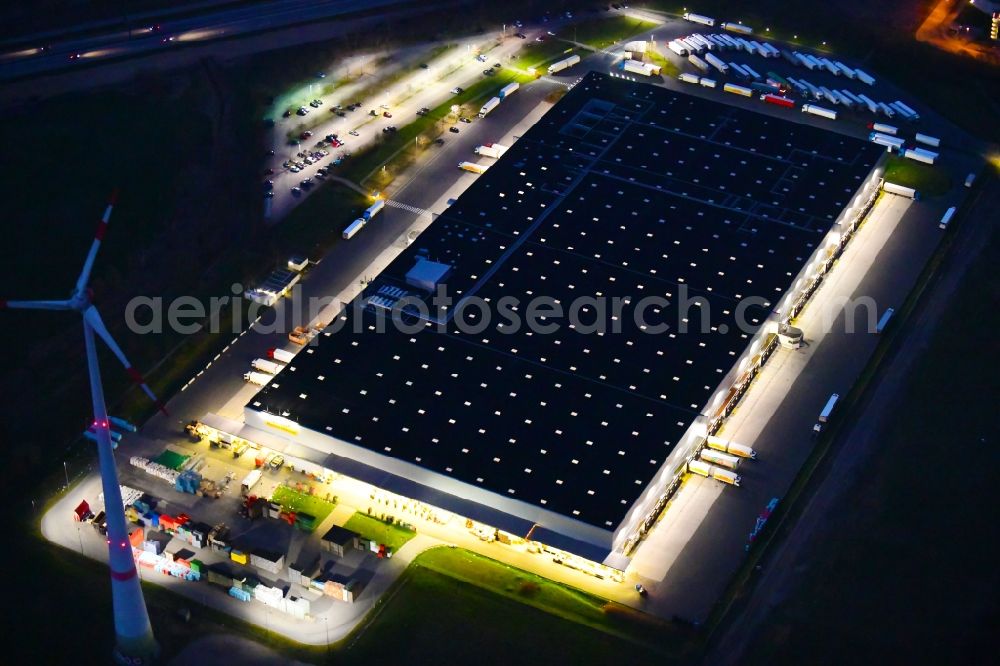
[[2, 190, 159, 663]]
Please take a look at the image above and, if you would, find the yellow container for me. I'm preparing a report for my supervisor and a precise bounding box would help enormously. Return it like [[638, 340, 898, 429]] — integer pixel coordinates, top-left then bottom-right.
[[230, 550, 247, 565]]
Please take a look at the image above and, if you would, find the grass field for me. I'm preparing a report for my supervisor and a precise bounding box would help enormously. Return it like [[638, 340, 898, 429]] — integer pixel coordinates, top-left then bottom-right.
[[344, 550, 687, 665], [883, 156, 952, 197], [737, 190, 999, 664], [343, 512, 416, 551], [516, 39, 579, 73], [564, 15, 660, 50], [271, 485, 336, 524]]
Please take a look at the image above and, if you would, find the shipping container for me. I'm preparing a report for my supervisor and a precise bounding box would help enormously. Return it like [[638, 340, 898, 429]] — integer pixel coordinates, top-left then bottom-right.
[[914, 133, 940, 148], [939, 206, 957, 229], [902, 147, 937, 165], [882, 181, 919, 199]]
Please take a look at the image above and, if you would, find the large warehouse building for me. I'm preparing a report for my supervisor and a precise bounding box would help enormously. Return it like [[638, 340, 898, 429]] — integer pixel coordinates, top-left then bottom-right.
[[241, 72, 885, 570]]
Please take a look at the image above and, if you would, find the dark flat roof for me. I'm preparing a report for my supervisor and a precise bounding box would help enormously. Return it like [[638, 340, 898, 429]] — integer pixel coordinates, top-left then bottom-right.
[[251, 72, 881, 531]]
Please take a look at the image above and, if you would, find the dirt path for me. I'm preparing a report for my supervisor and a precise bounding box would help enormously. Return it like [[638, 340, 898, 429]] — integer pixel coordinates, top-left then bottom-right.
[[707, 178, 999, 664]]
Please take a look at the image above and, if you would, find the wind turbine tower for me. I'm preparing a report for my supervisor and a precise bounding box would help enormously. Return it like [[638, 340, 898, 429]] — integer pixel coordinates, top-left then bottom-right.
[[2, 190, 159, 663]]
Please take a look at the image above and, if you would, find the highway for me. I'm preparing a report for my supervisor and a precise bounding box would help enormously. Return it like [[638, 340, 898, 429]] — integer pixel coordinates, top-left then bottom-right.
[[0, 0, 422, 81]]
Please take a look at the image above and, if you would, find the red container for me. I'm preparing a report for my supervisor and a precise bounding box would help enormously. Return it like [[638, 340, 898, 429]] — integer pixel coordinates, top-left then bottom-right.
[[762, 94, 795, 109]]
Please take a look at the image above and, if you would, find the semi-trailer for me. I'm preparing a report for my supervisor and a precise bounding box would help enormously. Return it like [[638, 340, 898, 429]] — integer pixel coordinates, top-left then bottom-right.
[[721, 21, 753, 34], [241, 470, 262, 496], [742, 64, 762, 80], [679, 37, 702, 54], [343, 218, 365, 239], [243, 371, 272, 387], [813, 393, 840, 433], [688, 54, 710, 73], [804, 54, 825, 70], [882, 181, 920, 199], [622, 59, 660, 76], [831, 90, 854, 108], [765, 71, 790, 90], [894, 101, 919, 119], [707, 35, 729, 49], [478, 97, 500, 117], [857, 94, 879, 114], [903, 147, 938, 165], [251, 358, 283, 375], [964, 172, 977, 188], [547, 54, 581, 74], [854, 68, 875, 85], [819, 58, 841, 75], [871, 121, 901, 135], [749, 41, 769, 58], [728, 62, 751, 80], [498, 82, 519, 99], [939, 206, 957, 229], [762, 94, 795, 108], [877, 102, 896, 118], [687, 460, 742, 486], [795, 52, 816, 69], [817, 86, 838, 104], [841, 90, 865, 107], [475, 143, 508, 158], [668, 40, 689, 56], [704, 52, 728, 74], [268, 348, 296, 363], [679, 72, 700, 84], [834, 61, 856, 78], [363, 199, 385, 220], [751, 81, 780, 95], [761, 43, 781, 58], [699, 77, 717, 88], [690, 34, 714, 50], [781, 49, 800, 66], [802, 104, 837, 120], [723, 83, 754, 97], [458, 161, 488, 174], [700, 449, 741, 470], [915, 133, 941, 148], [707, 435, 757, 459], [683, 12, 715, 26], [875, 308, 895, 334], [869, 132, 905, 150]]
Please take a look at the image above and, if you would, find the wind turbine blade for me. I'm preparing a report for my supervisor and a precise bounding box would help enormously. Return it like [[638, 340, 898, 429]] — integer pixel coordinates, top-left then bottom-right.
[[75, 188, 118, 293], [83, 305, 168, 415], [1, 299, 73, 310]]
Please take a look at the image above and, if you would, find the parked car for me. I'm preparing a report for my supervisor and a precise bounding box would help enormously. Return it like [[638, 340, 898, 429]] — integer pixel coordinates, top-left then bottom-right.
[[451, 87, 464, 94], [449, 126, 460, 133], [459, 116, 471, 123], [383, 111, 392, 118], [348, 129, 359, 136], [291, 187, 302, 195]]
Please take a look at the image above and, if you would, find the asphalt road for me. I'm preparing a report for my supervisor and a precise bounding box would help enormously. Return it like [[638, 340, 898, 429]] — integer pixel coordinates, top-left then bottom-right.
[[0, 0, 419, 81]]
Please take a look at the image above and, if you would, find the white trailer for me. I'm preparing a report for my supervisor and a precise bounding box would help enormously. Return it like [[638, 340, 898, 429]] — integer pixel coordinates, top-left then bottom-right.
[[704, 52, 728, 74], [834, 61, 856, 78], [915, 133, 940, 148], [679, 72, 700, 84], [251, 358, 283, 375], [689, 34, 714, 51], [749, 41, 769, 58], [363, 198, 385, 220], [475, 143, 508, 158], [478, 97, 500, 118], [668, 40, 689, 56], [688, 54, 710, 73], [622, 59, 660, 76], [964, 172, 977, 188], [700, 449, 741, 470], [683, 12, 715, 26], [939, 206, 957, 229], [877, 102, 896, 118], [857, 94, 879, 114], [241, 469, 262, 495], [903, 147, 938, 165], [882, 181, 919, 199], [761, 42, 781, 58], [782, 49, 800, 66], [723, 83, 753, 97], [841, 90, 865, 107], [269, 348, 296, 364], [795, 52, 816, 69], [819, 58, 841, 75], [458, 161, 488, 174], [498, 82, 519, 99], [804, 54, 825, 70], [802, 80, 823, 100], [813, 393, 840, 433], [244, 371, 272, 387], [742, 64, 761, 80], [547, 54, 581, 74], [876, 308, 895, 333], [342, 218, 365, 239], [729, 62, 750, 80], [699, 77, 717, 88], [679, 37, 702, 54], [869, 132, 905, 150], [854, 68, 876, 86], [721, 22, 753, 35], [802, 104, 837, 120], [818, 86, 839, 105], [706, 435, 757, 459], [707, 35, 729, 49], [892, 100, 920, 121], [711, 466, 741, 486]]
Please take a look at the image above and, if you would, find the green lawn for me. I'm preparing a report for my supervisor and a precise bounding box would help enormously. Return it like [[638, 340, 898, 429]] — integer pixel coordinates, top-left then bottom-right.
[[344, 556, 683, 665], [271, 485, 336, 525], [516, 39, 579, 73], [343, 512, 416, 551], [415, 547, 675, 649], [563, 15, 660, 50], [646, 45, 681, 78], [883, 156, 952, 198]]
